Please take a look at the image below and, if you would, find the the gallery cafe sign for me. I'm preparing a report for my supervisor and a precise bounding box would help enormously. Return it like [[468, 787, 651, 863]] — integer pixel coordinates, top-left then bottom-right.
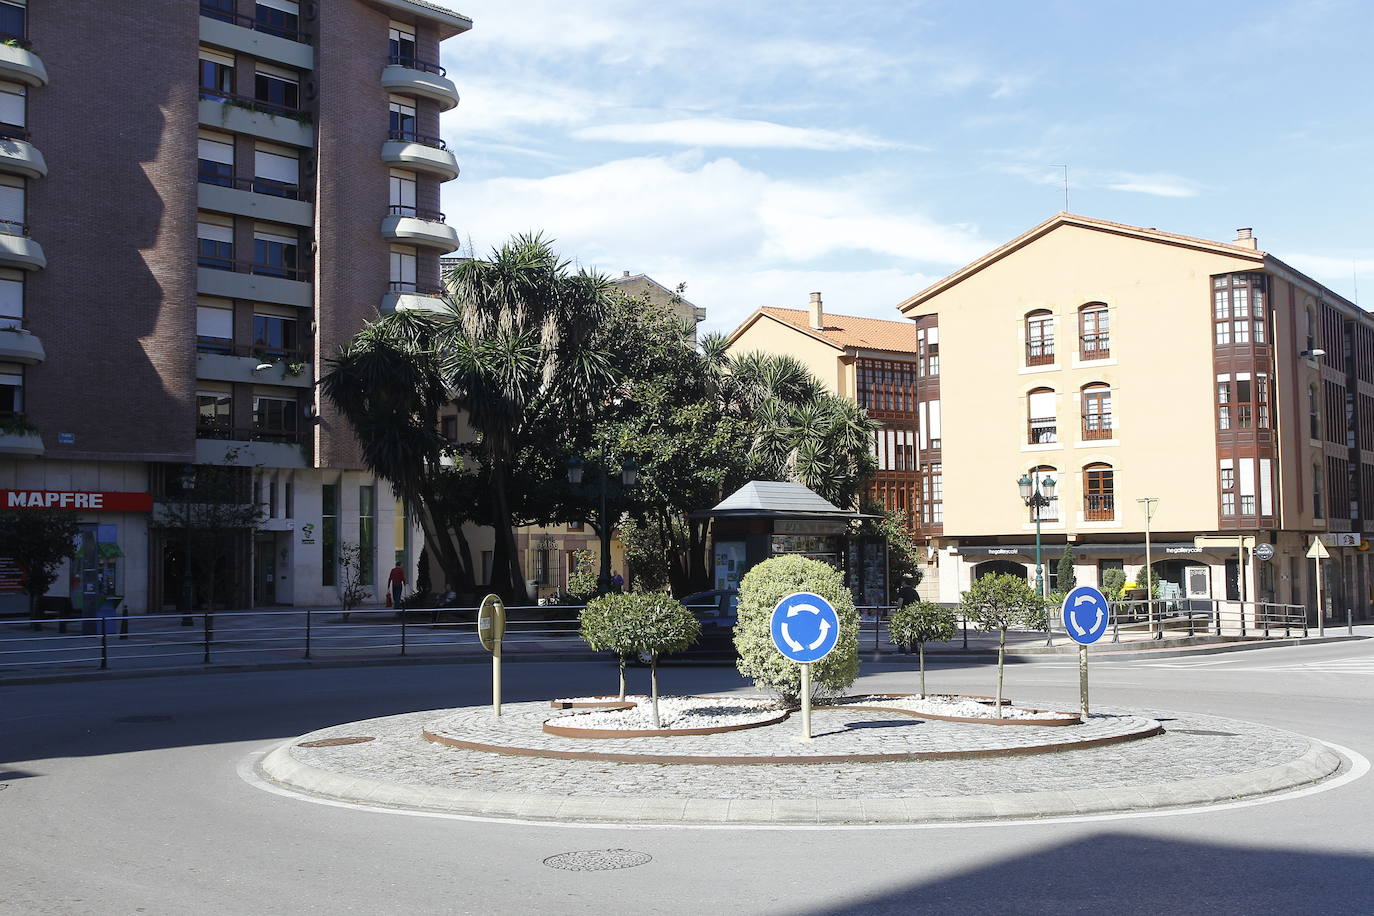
[[2, 489, 153, 511]]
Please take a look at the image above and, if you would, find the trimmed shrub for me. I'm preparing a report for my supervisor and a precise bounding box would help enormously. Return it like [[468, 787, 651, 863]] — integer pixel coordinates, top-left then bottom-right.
[[888, 601, 957, 697], [580, 592, 700, 725], [960, 573, 1045, 717], [733, 555, 859, 706], [1100, 568, 1126, 599]]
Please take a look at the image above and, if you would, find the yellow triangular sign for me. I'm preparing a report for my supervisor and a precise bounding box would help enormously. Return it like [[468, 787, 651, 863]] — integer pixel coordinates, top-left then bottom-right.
[[1307, 538, 1330, 559]]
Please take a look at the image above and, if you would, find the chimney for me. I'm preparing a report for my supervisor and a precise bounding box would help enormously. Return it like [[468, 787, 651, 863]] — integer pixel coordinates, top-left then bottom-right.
[[808, 291, 824, 330], [1234, 228, 1257, 250], [622, 270, 630, 278]]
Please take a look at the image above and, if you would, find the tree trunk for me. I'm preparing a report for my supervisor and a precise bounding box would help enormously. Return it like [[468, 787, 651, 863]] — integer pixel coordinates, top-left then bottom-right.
[[27, 589, 39, 630], [650, 655, 660, 728], [414, 495, 469, 593], [489, 463, 529, 605], [996, 628, 1005, 719], [617, 656, 626, 701], [918, 641, 926, 698]]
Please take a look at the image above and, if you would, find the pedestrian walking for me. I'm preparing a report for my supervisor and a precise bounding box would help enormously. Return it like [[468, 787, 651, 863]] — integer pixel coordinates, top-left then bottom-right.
[[896, 574, 919, 654], [388, 562, 406, 609]]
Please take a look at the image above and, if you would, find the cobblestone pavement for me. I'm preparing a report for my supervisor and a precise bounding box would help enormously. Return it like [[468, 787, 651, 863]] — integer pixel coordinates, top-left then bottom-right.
[[420, 700, 1153, 760], [278, 701, 1318, 807]]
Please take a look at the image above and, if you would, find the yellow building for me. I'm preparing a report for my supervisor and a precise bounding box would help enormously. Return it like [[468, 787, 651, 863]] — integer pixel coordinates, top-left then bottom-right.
[[898, 212, 1371, 625]]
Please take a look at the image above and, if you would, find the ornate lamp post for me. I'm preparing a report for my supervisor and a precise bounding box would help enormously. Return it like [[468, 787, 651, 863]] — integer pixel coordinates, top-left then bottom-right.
[[566, 455, 638, 595], [1018, 472, 1057, 645]]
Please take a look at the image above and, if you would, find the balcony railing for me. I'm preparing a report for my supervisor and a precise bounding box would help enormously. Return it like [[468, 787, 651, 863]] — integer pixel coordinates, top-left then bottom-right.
[[1080, 332, 1110, 360], [0, 124, 29, 141], [388, 54, 446, 77], [199, 88, 305, 121], [198, 255, 310, 283], [0, 218, 28, 237], [198, 170, 309, 202], [1028, 418, 1056, 445], [388, 281, 447, 296], [386, 129, 448, 150], [198, 3, 311, 44], [1082, 415, 1113, 440], [1026, 340, 1055, 366], [196, 338, 308, 361], [197, 423, 304, 444], [387, 205, 447, 223], [1085, 495, 1115, 521]]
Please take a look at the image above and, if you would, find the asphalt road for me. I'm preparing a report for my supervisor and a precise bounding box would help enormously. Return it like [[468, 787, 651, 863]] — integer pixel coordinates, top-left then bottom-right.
[[2, 633, 1372, 915]]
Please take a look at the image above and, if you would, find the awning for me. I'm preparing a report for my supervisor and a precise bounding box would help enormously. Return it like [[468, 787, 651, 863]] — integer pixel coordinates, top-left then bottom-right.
[[954, 542, 1213, 558]]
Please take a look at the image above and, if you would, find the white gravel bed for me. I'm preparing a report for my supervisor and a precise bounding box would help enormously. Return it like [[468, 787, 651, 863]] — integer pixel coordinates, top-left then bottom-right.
[[847, 695, 1077, 721], [553, 696, 636, 705], [557, 695, 782, 730]]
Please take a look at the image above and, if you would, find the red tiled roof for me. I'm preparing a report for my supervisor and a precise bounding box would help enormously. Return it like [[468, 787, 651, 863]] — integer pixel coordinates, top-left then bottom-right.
[[757, 307, 918, 353]]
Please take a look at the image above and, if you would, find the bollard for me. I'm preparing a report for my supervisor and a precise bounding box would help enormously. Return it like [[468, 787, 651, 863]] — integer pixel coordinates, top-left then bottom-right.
[[1347, 606, 1354, 637], [304, 608, 312, 659], [961, 615, 968, 650], [202, 612, 211, 664], [100, 624, 108, 670]]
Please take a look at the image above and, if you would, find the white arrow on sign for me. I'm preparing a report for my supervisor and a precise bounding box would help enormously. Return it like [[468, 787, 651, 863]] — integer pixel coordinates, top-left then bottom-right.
[[1068, 595, 1104, 636], [808, 619, 831, 650], [782, 602, 830, 652]]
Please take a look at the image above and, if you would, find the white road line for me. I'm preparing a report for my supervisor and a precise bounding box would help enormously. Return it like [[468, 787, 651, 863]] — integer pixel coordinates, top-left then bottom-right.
[[237, 738, 1370, 833]]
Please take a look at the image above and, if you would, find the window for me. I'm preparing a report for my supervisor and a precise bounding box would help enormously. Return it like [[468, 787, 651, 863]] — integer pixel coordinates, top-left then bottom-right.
[[0, 1, 25, 40], [254, 63, 300, 115], [534, 545, 552, 586], [921, 463, 943, 525], [1214, 273, 1268, 348], [197, 215, 234, 270], [196, 298, 234, 353], [1257, 374, 1270, 428], [1235, 374, 1253, 429], [389, 96, 417, 139], [1310, 386, 1321, 440], [359, 485, 376, 586], [253, 225, 299, 278], [1217, 375, 1232, 430], [252, 391, 298, 440], [255, 0, 300, 40], [0, 174, 22, 236], [918, 399, 941, 450], [874, 425, 916, 472], [198, 48, 235, 102], [389, 169, 417, 216], [1220, 460, 1236, 516], [1028, 465, 1059, 522], [322, 482, 338, 587], [389, 22, 417, 65], [440, 415, 457, 442], [0, 361, 22, 416], [196, 385, 232, 437], [917, 325, 939, 377], [567, 521, 584, 532], [856, 359, 917, 413], [1079, 303, 1110, 359], [0, 269, 22, 329], [252, 308, 299, 357], [1026, 310, 1054, 366], [201, 0, 234, 23], [1313, 464, 1324, 519], [1027, 387, 1056, 444], [198, 131, 235, 187], [254, 143, 300, 198], [1081, 383, 1111, 440], [0, 80, 24, 129], [1306, 307, 1317, 353], [390, 245, 417, 291], [1083, 463, 1114, 520]]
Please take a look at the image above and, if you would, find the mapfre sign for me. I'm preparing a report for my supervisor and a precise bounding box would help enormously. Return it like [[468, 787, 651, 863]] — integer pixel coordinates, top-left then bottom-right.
[[1, 489, 153, 512]]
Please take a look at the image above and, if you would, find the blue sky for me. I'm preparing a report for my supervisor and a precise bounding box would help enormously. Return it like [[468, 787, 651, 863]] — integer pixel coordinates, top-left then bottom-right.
[[435, 0, 1374, 334]]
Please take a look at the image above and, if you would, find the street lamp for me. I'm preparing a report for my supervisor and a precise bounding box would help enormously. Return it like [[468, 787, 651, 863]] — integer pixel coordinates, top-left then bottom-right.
[[178, 464, 196, 626], [1018, 472, 1057, 645], [567, 455, 638, 595], [1138, 497, 1160, 638]]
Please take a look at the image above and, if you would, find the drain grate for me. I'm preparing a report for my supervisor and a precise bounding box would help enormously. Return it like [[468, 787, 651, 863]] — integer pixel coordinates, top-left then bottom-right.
[[1172, 728, 1239, 737], [298, 736, 376, 748], [543, 850, 653, 872], [115, 715, 173, 723]]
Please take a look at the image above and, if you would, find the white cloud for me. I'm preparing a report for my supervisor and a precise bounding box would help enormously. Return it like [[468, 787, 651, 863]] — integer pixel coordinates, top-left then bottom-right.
[[573, 117, 912, 151], [1102, 172, 1202, 198]]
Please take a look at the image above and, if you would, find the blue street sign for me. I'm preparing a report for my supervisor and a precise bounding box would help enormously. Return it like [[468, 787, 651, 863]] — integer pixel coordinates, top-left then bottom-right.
[[770, 592, 841, 663], [1061, 585, 1110, 645]]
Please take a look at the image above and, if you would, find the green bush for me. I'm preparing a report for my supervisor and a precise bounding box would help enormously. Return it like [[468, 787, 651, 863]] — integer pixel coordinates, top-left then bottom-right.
[[733, 555, 859, 706], [888, 601, 957, 697], [1100, 568, 1126, 598], [1055, 544, 1076, 592], [580, 592, 700, 725], [567, 549, 598, 600]]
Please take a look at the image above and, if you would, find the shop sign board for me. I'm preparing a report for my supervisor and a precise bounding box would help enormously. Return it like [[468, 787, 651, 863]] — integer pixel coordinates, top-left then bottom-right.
[[1, 490, 153, 512]]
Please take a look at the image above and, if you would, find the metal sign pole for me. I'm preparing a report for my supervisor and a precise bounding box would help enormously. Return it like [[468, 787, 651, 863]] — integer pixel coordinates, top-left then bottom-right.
[[1316, 556, 1325, 638], [1079, 644, 1089, 720], [493, 640, 502, 717], [800, 663, 812, 741]]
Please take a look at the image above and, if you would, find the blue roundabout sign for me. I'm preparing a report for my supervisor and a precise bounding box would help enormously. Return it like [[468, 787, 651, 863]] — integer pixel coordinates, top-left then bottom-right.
[[770, 592, 841, 663], [1061, 585, 1111, 645]]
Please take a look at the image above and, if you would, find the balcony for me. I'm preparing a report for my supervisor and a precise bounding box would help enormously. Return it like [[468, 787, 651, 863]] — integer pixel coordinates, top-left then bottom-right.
[[1079, 332, 1110, 361], [380, 57, 460, 111], [197, 172, 313, 227], [380, 207, 460, 253], [1082, 415, 1113, 441], [0, 41, 47, 87], [0, 221, 44, 271], [1026, 340, 1055, 367], [1084, 495, 1115, 522], [1027, 418, 1056, 445], [199, 94, 314, 148], [197, 257, 311, 308], [0, 326, 44, 364], [381, 283, 448, 314], [380, 131, 459, 181], [196, 347, 313, 388], [0, 128, 46, 180], [195, 424, 307, 468], [198, 3, 314, 70], [0, 416, 42, 456]]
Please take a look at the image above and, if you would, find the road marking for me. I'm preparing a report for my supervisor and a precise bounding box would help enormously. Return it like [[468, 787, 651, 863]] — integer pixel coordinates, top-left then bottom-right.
[[1139, 656, 1374, 674], [238, 738, 1369, 833]]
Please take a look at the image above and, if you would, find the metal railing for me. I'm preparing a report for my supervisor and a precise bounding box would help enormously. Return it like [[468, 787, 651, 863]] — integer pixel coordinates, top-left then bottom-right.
[[197, 171, 310, 202], [195, 424, 305, 444], [195, 339, 309, 361], [1026, 340, 1055, 366], [197, 255, 310, 283], [388, 54, 446, 76], [1079, 332, 1110, 359], [387, 205, 447, 223], [386, 129, 449, 150], [199, 88, 305, 120], [199, 3, 311, 44]]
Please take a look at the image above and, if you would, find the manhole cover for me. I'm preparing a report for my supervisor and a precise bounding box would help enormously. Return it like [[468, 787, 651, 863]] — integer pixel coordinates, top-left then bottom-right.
[[1172, 728, 1239, 737], [297, 736, 376, 748], [543, 850, 653, 872], [115, 715, 173, 723]]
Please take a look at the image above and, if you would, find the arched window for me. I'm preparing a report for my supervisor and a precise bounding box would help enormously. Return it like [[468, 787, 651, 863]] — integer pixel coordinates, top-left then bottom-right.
[[1083, 463, 1115, 520], [1081, 383, 1112, 440], [1309, 385, 1321, 440], [1078, 303, 1109, 359], [1028, 465, 1059, 522], [1025, 309, 1054, 366], [1027, 387, 1056, 444], [1313, 463, 1324, 519], [1306, 306, 1317, 353]]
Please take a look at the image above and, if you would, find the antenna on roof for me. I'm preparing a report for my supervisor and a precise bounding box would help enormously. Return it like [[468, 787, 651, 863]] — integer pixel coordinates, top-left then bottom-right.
[[1052, 164, 1069, 211]]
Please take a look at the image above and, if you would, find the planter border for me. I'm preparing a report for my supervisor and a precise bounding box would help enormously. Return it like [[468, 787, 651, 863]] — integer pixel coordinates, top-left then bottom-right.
[[839, 694, 1080, 727], [549, 698, 637, 710]]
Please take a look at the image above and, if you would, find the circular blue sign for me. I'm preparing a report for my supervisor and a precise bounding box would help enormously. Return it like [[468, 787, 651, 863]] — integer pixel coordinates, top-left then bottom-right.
[[1061, 585, 1111, 645], [770, 592, 841, 663]]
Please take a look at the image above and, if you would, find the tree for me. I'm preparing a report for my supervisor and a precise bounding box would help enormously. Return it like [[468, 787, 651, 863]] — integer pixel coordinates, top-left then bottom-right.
[[1134, 564, 1161, 598], [566, 549, 597, 600], [1056, 544, 1076, 593], [579, 591, 700, 725], [0, 510, 80, 629], [337, 541, 372, 620], [733, 555, 859, 705], [960, 573, 1046, 718], [1101, 568, 1127, 599], [888, 601, 957, 697]]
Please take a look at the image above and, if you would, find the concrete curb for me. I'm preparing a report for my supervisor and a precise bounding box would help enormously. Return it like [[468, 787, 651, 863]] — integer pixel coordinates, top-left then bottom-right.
[[258, 737, 1344, 827]]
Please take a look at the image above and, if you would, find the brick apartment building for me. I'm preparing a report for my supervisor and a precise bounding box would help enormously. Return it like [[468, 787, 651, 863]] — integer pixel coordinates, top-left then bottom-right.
[[0, 0, 469, 615]]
